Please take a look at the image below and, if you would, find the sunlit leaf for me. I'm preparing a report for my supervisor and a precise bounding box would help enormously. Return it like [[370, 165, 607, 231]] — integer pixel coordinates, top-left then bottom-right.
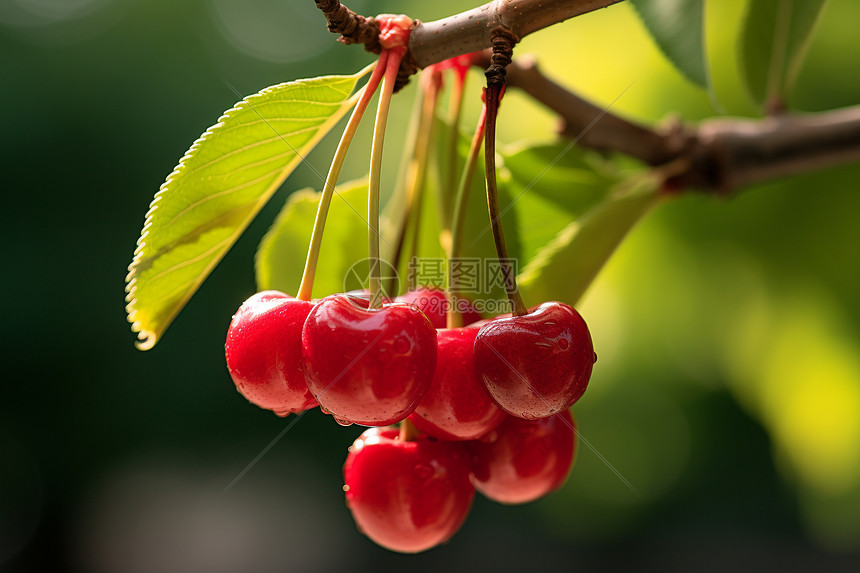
[[255, 179, 371, 299], [517, 174, 661, 307], [740, 0, 827, 109], [125, 67, 370, 349], [499, 141, 621, 268], [631, 0, 709, 88]]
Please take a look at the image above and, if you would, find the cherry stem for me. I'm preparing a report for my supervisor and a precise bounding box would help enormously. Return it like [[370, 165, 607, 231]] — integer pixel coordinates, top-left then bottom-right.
[[484, 82, 528, 316], [399, 418, 420, 441], [367, 47, 405, 308], [387, 69, 442, 293], [296, 59, 387, 301], [407, 72, 442, 285], [445, 72, 467, 223], [386, 83, 426, 295], [446, 101, 487, 329]]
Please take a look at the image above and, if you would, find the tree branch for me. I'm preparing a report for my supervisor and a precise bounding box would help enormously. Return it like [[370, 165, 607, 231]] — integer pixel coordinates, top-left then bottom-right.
[[314, 0, 381, 52], [409, 0, 625, 68], [316, 0, 625, 89], [497, 55, 860, 193], [314, 1, 860, 191]]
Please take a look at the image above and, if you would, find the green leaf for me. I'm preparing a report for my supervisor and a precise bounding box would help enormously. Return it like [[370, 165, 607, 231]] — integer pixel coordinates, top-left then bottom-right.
[[517, 174, 661, 307], [256, 178, 371, 299], [125, 67, 370, 350], [499, 141, 621, 268], [631, 0, 709, 88], [740, 0, 828, 109]]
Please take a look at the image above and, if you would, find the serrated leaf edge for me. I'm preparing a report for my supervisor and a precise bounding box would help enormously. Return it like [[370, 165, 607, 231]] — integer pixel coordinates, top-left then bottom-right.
[[125, 68, 371, 350]]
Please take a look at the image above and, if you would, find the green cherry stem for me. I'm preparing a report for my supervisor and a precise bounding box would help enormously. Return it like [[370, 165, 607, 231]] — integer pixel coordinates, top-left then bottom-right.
[[388, 69, 442, 293], [445, 71, 467, 220], [446, 99, 487, 329], [407, 71, 442, 278], [399, 417, 420, 441], [367, 46, 405, 308], [385, 80, 426, 295], [485, 83, 528, 317], [296, 56, 388, 302]]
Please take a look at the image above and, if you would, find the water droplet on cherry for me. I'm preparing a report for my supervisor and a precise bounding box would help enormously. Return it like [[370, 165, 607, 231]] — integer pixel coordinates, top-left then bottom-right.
[[558, 338, 569, 350], [334, 417, 354, 427], [394, 336, 411, 354], [413, 463, 434, 481]]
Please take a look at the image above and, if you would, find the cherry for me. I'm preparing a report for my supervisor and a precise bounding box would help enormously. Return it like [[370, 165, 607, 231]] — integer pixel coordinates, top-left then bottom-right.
[[473, 301, 594, 420], [225, 291, 318, 416], [344, 288, 390, 304], [301, 294, 437, 426], [343, 426, 474, 553], [395, 287, 482, 329], [409, 328, 506, 440], [469, 409, 576, 504], [462, 311, 512, 329]]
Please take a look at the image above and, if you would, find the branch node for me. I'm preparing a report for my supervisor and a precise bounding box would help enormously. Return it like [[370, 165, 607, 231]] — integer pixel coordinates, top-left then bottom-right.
[[316, 1, 419, 91], [485, 26, 519, 89], [315, 0, 382, 53]]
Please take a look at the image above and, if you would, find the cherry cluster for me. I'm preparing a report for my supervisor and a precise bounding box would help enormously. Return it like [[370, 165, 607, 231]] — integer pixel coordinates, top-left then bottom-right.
[[225, 285, 593, 553], [223, 13, 596, 554]]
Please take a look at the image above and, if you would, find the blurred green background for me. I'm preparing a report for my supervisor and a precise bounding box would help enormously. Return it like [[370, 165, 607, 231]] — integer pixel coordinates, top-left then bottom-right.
[[2, 0, 860, 571]]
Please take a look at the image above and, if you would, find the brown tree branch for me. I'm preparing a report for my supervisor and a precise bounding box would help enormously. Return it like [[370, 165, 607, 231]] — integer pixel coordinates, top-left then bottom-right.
[[316, 0, 626, 81], [314, 1, 860, 192], [408, 0, 625, 68], [314, 0, 381, 52], [498, 55, 860, 193]]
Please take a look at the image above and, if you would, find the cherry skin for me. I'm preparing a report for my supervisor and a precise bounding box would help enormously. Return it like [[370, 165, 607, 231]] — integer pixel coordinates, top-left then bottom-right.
[[301, 294, 437, 426], [463, 311, 512, 329], [409, 328, 506, 440], [469, 410, 576, 504], [343, 288, 390, 304], [395, 287, 482, 329], [343, 426, 475, 553], [225, 291, 318, 416], [473, 301, 594, 420]]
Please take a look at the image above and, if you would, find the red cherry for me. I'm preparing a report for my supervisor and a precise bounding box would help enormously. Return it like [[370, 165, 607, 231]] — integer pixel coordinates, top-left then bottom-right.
[[225, 291, 318, 416], [301, 295, 437, 426], [473, 301, 594, 420], [343, 288, 391, 304], [395, 287, 482, 329], [343, 426, 475, 553], [469, 410, 576, 504], [409, 328, 506, 440], [463, 311, 512, 329]]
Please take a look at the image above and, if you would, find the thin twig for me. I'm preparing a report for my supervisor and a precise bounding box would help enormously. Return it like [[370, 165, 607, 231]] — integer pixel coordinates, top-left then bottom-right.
[[314, 0, 381, 52], [409, 0, 625, 68], [495, 55, 860, 194]]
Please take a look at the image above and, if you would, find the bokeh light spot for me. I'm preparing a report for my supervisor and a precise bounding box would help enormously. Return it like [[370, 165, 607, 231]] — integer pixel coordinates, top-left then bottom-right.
[[209, 0, 333, 64]]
